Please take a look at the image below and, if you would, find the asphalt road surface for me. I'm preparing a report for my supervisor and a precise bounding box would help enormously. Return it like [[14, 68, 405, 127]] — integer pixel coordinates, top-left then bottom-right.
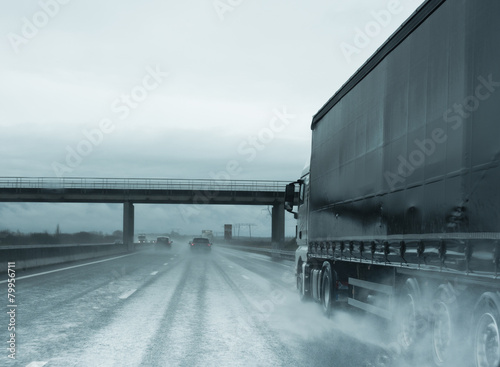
[[1, 243, 406, 367]]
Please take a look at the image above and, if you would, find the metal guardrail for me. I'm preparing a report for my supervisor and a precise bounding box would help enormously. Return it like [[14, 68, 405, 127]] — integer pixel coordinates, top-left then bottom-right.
[[269, 249, 296, 260], [0, 177, 290, 192], [219, 243, 296, 260]]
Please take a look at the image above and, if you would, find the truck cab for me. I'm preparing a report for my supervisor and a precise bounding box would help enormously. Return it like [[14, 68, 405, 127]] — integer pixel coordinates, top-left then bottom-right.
[[285, 169, 310, 295]]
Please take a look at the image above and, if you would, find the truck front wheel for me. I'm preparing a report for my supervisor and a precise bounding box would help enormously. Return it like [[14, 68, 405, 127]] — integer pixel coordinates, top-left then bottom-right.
[[320, 261, 337, 317], [297, 260, 310, 302]]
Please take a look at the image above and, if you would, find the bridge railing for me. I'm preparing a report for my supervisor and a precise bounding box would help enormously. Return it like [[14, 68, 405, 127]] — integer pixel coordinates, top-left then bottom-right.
[[0, 177, 290, 192]]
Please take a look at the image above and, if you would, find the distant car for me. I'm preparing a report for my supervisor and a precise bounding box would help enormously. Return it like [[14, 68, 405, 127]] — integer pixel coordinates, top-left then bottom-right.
[[138, 234, 147, 244], [114, 239, 123, 245], [189, 237, 212, 252], [156, 236, 172, 249]]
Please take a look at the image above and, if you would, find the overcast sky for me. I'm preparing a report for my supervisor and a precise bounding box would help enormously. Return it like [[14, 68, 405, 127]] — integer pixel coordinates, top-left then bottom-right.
[[0, 0, 425, 237]]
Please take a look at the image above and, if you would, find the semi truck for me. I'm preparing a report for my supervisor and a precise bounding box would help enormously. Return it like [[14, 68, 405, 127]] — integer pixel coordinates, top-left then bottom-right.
[[202, 229, 214, 240], [284, 1, 500, 366]]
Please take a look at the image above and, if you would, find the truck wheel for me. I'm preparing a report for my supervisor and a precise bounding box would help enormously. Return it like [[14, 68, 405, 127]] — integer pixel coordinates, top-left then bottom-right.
[[297, 272, 305, 301], [396, 278, 424, 355], [432, 283, 460, 366], [320, 261, 337, 317], [473, 292, 500, 367], [297, 260, 310, 302]]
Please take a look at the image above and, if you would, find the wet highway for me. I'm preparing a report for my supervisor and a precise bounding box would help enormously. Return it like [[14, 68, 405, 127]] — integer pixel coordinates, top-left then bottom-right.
[[1, 243, 406, 367]]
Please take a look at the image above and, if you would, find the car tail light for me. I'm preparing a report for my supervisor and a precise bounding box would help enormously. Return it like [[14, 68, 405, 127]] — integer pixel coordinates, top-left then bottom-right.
[[191, 243, 194, 246]]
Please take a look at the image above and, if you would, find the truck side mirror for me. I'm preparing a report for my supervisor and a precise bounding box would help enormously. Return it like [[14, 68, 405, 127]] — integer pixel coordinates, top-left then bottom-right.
[[284, 183, 296, 213]]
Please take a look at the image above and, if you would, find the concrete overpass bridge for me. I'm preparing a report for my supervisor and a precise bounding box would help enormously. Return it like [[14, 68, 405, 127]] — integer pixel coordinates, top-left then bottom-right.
[[0, 177, 297, 246]]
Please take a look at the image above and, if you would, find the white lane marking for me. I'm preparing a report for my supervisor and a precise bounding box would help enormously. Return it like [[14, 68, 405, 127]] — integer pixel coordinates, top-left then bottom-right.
[[26, 362, 48, 367], [0, 253, 136, 284], [242, 275, 250, 280], [118, 289, 137, 300], [150, 271, 158, 276], [163, 263, 168, 266], [228, 265, 234, 268]]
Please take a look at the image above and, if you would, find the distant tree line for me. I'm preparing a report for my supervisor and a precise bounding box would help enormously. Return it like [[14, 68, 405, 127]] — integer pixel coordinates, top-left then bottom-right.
[[0, 229, 123, 246]]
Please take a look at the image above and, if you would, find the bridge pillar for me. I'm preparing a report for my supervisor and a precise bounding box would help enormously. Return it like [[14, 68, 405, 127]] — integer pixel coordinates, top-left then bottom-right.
[[271, 202, 285, 245], [123, 202, 134, 250]]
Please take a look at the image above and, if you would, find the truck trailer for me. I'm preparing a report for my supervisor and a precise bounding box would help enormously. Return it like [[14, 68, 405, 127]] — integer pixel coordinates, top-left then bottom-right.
[[284, 1, 500, 366]]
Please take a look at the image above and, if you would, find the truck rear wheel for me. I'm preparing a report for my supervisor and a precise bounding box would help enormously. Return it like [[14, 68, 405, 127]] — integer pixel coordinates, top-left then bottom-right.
[[432, 283, 460, 366], [396, 278, 424, 354], [473, 292, 500, 367]]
